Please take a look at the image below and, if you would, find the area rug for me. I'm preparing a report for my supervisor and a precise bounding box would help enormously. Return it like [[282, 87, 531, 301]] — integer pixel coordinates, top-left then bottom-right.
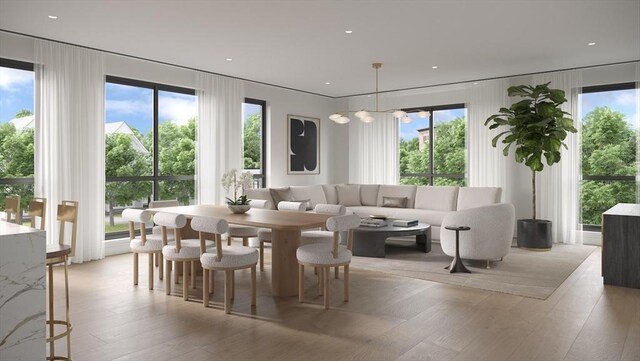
[[349, 240, 597, 300]]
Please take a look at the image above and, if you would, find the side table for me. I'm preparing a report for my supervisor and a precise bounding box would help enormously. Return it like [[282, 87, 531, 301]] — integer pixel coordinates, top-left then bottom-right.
[[444, 225, 471, 273]]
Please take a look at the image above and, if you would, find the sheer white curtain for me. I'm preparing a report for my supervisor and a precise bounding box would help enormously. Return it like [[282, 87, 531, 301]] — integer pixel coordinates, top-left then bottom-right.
[[34, 40, 106, 262], [468, 79, 509, 197], [195, 72, 244, 205], [348, 95, 399, 184], [533, 70, 583, 244]]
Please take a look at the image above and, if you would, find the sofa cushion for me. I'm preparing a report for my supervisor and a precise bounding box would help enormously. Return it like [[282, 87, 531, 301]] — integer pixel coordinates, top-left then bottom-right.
[[346, 206, 451, 228], [245, 188, 276, 209], [382, 196, 408, 208], [269, 187, 293, 208], [457, 187, 502, 210], [336, 184, 361, 206], [360, 184, 380, 206], [414, 186, 459, 211], [322, 184, 339, 204], [376, 185, 417, 208], [289, 185, 327, 209]]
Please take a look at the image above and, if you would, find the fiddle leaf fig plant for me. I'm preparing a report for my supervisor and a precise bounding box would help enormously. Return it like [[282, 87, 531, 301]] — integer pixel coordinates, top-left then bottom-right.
[[485, 82, 577, 219]]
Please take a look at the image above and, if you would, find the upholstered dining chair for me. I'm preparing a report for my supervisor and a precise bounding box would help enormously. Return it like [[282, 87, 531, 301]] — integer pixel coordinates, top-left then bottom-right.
[[46, 200, 78, 361], [148, 200, 180, 269], [158, 212, 215, 301], [297, 213, 360, 310], [256, 201, 306, 271], [198, 216, 259, 314], [301, 204, 347, 279], [28, 197, 46, 230], [123, 208, 164, 289], [226, 199, 272, 246], [3, 195, 21, 224]]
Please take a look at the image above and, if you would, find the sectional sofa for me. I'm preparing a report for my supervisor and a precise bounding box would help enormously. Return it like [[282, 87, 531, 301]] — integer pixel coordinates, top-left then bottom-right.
[[246, 184, 504, 241]]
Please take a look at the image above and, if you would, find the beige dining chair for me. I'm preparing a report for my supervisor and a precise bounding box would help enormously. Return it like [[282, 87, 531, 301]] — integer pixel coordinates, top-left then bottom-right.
[[123, 208, 165, 290], [4, 195, 21, 224], [28, 197, 47, 230]]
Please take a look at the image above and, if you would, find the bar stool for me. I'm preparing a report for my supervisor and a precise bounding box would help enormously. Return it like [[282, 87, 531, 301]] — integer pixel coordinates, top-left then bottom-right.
[[3, 194, 21, 224], [46, 200, 78, 361], [29, 197, 47, 230]]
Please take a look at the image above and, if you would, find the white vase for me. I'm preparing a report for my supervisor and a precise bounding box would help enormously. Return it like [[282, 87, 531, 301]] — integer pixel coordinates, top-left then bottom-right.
[[227, 204, 251, 214]]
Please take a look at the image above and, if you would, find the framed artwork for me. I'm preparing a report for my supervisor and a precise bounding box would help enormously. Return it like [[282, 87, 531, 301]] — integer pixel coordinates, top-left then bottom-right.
[[287, 114, 320, 174]]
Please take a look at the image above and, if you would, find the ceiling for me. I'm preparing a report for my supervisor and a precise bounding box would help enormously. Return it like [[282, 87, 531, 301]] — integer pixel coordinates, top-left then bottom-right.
[[1, 0, 638, 97]]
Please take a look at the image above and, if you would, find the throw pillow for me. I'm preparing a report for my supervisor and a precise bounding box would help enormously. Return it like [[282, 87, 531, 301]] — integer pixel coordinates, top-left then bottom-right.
[[269, 187, 293, 208], [382, 196, 408, 208], [294, 198, 313, 210], [336, 184, 362, 206]]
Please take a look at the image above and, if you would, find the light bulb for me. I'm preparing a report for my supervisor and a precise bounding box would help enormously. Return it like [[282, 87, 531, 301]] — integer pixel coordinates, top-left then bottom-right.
[[362, 116, 375, 123], [337, 116, 351, 124], [329, 113, 342, 121], [417, 110, 430, 118], [354, 110, 369, 119], [392, 110, 406, 118], [401, 115, 412, 123]]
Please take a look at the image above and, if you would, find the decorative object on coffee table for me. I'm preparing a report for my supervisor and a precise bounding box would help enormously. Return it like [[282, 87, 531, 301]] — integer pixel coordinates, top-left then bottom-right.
[[352, 219, 431, 257], [485, 83, 577, 250], [287, 114, 320, 175], [444, 225, 471, 273], [221, 169, 253, 214]]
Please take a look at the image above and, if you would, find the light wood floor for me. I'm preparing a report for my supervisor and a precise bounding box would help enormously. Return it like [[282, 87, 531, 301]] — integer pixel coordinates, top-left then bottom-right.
[[47, 245, 640, 361]]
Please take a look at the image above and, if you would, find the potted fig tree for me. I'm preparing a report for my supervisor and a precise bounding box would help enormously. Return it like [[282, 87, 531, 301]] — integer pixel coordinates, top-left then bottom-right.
[[485, 83, 576, 250]]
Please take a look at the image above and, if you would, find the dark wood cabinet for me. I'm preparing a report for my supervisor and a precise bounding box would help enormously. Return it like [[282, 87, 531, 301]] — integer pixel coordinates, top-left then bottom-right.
[[602, 203, 640, 289]]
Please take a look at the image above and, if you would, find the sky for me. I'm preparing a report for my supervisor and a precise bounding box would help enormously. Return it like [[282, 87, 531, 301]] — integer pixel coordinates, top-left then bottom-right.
[[400, 108, 467, 141]]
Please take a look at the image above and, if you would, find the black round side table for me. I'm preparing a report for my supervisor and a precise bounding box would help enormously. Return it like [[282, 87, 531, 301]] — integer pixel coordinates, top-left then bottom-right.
[[444, 225, 471, 273]]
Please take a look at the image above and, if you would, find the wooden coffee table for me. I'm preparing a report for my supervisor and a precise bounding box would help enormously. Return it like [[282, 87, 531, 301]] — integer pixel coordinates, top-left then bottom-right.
[[351, 220, 431, 258]]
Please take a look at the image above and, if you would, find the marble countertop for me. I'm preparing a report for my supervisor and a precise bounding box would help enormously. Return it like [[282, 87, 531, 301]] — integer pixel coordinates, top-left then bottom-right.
[[603, 203, 640, 217], [0, 220, 40, 236]]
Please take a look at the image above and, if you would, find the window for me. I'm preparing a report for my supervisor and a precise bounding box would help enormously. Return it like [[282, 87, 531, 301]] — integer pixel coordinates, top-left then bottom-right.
[[399, 104, 467, 186], [242, 98, 266, 188], [579, 83, 639, 230], [0, 58, 35, 222], [105, 76, 196, 237]]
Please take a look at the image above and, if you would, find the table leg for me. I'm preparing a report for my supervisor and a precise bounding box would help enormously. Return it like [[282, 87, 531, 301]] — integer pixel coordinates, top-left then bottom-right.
[[447, 230, 471, 273], [416, 229, 432, 253], [271, 229, 302, 297], [352, 232, 387, 257]]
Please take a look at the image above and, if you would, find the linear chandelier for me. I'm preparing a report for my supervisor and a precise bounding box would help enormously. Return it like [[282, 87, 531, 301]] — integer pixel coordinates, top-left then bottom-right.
[[329, 63, 430, 124]]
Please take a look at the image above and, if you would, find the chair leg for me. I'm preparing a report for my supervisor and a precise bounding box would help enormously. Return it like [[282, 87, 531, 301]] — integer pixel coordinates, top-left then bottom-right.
[[230, 271, 235, 301], [324, 267, 330, 310], [335, 266, 339, 279], [159, 253, 163, 281], [155, 252, 159, 267], [259, 241, 264, 272], [191, 261, 196, 289], [175, 261, 180, 285], [183, 261, 189, 301], [251, 265, 256, 307], [64, 257, 71, 360], [318, 267, 323, 295], [486, 260, 491, 269], [298, 264, 304, 303], [165, 260, 171, 295], [203, 268, 209, 307], [148, 253, 154, 290], [243, 237, 248, 247], [133, 252, 138, 285], [225, 270, 231, 314], [228, 236, 232, 246], [209, 270, 215, 294], [344, 264, 349, 302]]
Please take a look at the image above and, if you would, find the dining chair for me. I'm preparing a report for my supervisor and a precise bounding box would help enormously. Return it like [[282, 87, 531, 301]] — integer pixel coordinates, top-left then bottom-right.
[[226, 199, 272, 246], [46, 200, 78, 361], [297, 213, 360, 310], [28, 197, 47, 230], [198, 216, 259, 314], [159, 212, 215, 301], [301, 204, 347, 279], [4, 195, 21, 224], [122, 208, 165, 289], [148, 200, 179, 268], [256, 201, 306, 272]]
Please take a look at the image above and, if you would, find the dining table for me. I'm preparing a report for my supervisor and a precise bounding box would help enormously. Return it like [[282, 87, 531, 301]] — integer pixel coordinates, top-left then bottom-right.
[[147, 204, 332, 297]]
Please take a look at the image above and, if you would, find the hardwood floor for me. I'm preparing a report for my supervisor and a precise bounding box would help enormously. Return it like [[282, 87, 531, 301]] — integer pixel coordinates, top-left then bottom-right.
[[47, 245, 640, 361]]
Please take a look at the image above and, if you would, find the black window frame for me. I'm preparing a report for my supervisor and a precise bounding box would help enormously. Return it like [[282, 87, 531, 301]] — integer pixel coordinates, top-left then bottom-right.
[[399, 103, 467, 185], [0, 58, 36, 207], [579, 82, 638, 232], [105, 76, 196, 239], [243, 97, 267, 188]]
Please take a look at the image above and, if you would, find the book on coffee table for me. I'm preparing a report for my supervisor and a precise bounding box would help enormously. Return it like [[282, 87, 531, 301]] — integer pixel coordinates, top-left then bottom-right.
[[393, 219, 419, 227], [360, 218, 388, 228]]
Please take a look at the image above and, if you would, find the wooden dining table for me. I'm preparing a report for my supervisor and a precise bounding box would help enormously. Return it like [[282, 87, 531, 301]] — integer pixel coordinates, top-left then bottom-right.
[[148, 205, 332, 297]]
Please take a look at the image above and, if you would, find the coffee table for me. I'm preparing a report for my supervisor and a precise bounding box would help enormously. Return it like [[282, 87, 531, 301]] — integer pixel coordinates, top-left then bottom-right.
[[351, 219, 431, 258]]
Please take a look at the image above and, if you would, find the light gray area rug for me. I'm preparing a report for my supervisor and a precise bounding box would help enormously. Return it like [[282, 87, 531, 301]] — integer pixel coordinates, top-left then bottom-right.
[[349, 240, 597, 300]]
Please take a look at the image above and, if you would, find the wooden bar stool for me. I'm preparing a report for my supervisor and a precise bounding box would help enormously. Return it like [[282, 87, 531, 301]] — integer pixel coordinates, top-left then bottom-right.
[[3, 194, 21, 224], [46, 200, 78, 361], [29, 197, 47, 230]]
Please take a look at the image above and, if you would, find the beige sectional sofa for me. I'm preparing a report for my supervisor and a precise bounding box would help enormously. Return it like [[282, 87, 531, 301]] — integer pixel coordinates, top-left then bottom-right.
[[246, 184, 502, 241]]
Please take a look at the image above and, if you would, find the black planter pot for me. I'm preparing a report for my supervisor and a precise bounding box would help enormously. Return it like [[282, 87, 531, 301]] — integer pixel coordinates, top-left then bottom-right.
[[517, 219, 552, 250]]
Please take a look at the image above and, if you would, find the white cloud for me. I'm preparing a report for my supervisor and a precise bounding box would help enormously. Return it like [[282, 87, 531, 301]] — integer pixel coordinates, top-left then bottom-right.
[[106, 99, 152, 115], [614, 90, 638, 107], [0, 67, 33, 91], [158, 96, 197, 124]]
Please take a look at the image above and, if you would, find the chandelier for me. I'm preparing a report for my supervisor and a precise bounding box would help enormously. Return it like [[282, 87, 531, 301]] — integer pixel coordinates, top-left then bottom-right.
[[329, 63, 430, 124]]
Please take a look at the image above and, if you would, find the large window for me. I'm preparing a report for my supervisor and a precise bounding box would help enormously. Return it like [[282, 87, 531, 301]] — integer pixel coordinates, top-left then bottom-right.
[[242, 98, 266, 188], [399, 104, 467, 186], [105, 76, 196, 237], [0, 58, 35, 222], [579, 83, 639, 229]]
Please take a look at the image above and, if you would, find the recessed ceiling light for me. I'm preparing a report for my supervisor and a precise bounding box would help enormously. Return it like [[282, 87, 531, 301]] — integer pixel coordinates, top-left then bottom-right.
[[226, 58, 233, 61], [345, 30, 353, 34], [587, 42, 596, 46], [431, 66, 438, 69], [325, 82, 331, 85], [48, 15, 58, 19]]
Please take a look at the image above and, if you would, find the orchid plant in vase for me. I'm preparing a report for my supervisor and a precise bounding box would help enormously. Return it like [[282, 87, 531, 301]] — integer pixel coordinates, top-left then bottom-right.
[[221, 169, 253, 211]]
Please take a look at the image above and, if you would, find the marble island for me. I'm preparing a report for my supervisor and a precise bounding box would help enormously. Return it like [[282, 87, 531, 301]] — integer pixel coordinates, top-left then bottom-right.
[[0, 221, 46, 361]]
